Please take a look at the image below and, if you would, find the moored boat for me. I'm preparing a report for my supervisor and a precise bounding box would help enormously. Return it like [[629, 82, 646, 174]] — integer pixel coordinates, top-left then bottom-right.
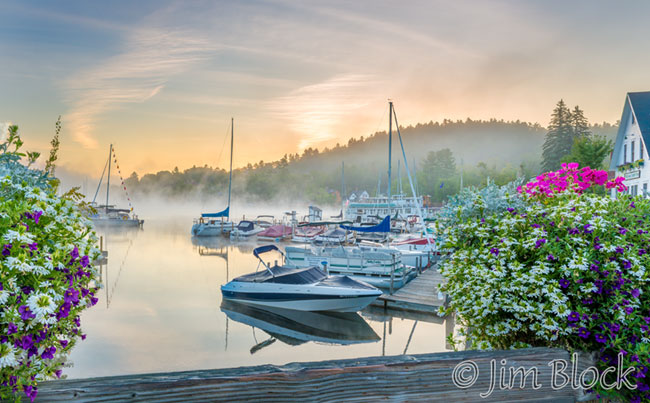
[[221, 245, 382, 312], [257, 224, 293, 241], [284, 244, 416, 290], [230, 220, 264, 239]]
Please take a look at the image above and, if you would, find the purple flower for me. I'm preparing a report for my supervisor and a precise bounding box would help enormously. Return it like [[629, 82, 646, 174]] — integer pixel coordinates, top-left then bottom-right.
[[632, 289, 641, 298], [594, 243, 603, 250], [568, 311, 580, 322], [41, 346, 56, 360], [619, 227, 628, 235], [59, 339, 69, 348], [568, 228, 580, 235], [489, 247, 499, 257], [615, 246, 625, 254], [56, 302, 71, 320], [535, 238, 547, 248], [625, 307, 635, 314], [64, 288, 80, 305], [27, 242, 38, 251], [70, 246, 79, 260], [18, 335, 34, 350], [7, 323, 17, 335], [582, 298, 593, 305], [611, 323, 621, 333], [80, 255, 90, 267], [559, 278, 570, 289], [547, 254, 556, 261], [32, 210, 43, 224], [18, 305, 35, 320], [641, 325, 649, 333], [640, 249, 648, 256], [595, 333, 607, 343], [1, 244, 11, 256], [584, 224, 594, 234], [577, 327, 591, 339]]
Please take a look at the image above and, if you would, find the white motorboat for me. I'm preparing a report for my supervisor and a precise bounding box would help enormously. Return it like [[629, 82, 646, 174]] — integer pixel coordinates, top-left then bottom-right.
[[230, 220, 264, 239], [221, 245, 382, 312], [284, 244, 416, 290], [313, 228, 354, 244]]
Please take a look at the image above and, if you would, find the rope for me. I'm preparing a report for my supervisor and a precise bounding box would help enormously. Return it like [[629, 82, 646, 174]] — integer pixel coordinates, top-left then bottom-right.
[[110, 146, 136, 214]]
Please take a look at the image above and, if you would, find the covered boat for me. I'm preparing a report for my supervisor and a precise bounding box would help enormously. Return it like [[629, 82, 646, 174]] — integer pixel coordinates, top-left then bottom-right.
[[221, 245, 382, 312], [257, 224, 293, 241], [313, 228, 354, 244]]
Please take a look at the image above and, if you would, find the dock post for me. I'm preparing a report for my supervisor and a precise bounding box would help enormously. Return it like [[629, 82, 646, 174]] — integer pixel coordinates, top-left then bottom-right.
[[100, 236, 103, 252], [389, 255, 395, 295]]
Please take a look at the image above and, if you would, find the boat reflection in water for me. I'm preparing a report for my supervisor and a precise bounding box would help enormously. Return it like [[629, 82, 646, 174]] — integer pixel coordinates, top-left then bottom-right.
[[220, 300, 380, 353]]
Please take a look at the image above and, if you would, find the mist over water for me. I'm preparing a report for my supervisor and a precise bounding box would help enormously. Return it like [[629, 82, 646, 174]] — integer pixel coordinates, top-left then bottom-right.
[[65, 215, 456, 378]]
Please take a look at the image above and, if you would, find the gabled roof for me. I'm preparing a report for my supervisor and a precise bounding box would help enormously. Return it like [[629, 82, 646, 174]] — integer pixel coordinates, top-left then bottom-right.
[[609, 91, 650, 170]]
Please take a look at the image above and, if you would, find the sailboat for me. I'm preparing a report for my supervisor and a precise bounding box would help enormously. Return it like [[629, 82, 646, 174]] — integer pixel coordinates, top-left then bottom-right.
[[191, 118, 235, 237], [343, 102, 432, 226], [90, 144, 143, 227]]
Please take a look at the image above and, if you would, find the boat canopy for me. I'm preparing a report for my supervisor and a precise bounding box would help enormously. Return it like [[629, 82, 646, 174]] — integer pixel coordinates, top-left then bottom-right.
[[202, 206, 229, 218], [236, 220, 255, 231], [340, 215, 390, 233], [234, 265, 327, 285]]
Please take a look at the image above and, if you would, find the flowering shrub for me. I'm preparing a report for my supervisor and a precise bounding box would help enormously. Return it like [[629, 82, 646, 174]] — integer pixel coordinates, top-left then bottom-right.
[[0, 126, 101, 401], [438, 163, 650, 402]]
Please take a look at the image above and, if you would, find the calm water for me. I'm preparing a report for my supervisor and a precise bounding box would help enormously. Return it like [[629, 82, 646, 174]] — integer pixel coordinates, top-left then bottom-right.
[[65, 216, 456, 379]]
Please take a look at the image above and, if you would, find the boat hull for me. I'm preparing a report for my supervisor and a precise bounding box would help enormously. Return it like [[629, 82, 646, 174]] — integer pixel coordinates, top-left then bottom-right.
[[221, 282, 381, 312], [191, 222, 234, 237], [92, 218, 143, 227]]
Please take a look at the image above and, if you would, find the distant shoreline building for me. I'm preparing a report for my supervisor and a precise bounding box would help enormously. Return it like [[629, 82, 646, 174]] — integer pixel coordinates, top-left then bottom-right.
[[609, 91, 650, 197]]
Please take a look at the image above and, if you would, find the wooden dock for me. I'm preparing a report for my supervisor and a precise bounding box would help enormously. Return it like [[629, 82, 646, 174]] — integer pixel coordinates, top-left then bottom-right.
[[31, 348, 594, 402], [373, 267, 447, 314]]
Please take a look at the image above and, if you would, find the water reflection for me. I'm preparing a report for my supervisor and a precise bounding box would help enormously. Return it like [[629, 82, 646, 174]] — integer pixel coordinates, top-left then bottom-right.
[[66, 217, 458, 379], [221, 300, 380, 354]]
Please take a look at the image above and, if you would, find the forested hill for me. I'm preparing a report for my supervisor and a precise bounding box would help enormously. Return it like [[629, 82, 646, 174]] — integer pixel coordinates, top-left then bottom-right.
[[123, 119, 618, 205]]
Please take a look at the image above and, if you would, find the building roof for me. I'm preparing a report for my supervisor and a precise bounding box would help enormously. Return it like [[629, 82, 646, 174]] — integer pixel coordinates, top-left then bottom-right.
[[609, 91, 650, 171]]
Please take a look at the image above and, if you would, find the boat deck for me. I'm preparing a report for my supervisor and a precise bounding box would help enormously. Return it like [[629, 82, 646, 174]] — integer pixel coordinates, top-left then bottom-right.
[[373, 266, 447, 314]]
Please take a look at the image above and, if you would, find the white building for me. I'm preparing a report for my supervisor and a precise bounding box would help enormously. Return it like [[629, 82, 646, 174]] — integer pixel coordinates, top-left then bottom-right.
[[609, 91, 650, 197]]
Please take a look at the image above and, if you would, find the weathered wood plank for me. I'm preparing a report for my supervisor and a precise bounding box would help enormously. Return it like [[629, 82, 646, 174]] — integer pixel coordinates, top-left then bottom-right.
[[29, 348, 595, 402]]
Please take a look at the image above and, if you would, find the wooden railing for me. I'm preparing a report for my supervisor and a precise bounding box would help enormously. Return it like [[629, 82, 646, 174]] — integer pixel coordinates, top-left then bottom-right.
[[32, 347, 597, 402]]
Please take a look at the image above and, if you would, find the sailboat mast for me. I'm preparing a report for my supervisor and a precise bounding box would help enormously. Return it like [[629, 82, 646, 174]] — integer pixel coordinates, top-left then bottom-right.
[[387, 101, 393, 215], [341, 161, 345, 204], [227, 118, 233, 218], [106, 144, 112, 212]]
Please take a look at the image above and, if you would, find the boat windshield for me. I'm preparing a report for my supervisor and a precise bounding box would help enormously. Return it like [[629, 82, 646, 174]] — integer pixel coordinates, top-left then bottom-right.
[[234, 265, 327, 284]]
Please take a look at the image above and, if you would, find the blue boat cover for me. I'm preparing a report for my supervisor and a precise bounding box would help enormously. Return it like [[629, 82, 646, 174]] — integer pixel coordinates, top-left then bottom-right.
[[234, 265, 327, 284], [253, 245, 279, 259], [340, 215, 390, 233], [202, 206, 229, 218]]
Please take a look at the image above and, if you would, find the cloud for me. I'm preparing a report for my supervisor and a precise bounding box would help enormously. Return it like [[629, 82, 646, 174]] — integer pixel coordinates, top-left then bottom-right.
[[268, 74, 381, 150], [63, 23, 216, 148]]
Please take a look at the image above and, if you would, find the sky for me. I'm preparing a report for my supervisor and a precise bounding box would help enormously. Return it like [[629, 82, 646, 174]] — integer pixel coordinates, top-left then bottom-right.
[[2, 0, 650, 178]]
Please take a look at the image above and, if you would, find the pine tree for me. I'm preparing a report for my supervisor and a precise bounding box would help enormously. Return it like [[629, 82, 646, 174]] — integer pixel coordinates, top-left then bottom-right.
[[541, 100, 574, 172], [570, 105, 591, 139]]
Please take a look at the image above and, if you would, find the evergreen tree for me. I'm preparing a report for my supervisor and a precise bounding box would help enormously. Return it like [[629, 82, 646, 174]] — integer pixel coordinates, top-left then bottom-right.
[[570, 105, 591, 139], [561, 135, 613, 170], [541, 100, 574, 172]]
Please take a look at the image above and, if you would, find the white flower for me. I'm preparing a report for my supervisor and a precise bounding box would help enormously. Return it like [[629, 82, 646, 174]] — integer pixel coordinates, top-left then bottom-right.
[[27, 293, 57, 317], [0, 343, 18, 369]]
